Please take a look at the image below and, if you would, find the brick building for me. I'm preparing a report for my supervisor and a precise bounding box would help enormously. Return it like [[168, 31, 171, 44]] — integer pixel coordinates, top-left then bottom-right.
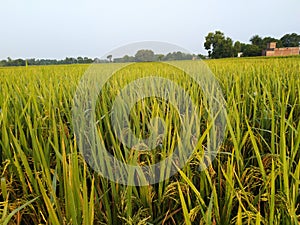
[[262, 42, 300, 56]]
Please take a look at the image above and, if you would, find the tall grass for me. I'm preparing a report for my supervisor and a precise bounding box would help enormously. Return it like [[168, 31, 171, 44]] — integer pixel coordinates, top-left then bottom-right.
[[0, 57, 299, 224]]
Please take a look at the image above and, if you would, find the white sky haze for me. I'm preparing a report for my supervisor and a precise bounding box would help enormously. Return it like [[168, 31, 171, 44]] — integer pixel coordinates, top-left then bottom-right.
[[0, 0, 299, 59]]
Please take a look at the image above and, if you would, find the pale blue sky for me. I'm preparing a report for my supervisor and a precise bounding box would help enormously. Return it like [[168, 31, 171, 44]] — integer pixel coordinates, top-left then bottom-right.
[[0, 0, 299, 59]]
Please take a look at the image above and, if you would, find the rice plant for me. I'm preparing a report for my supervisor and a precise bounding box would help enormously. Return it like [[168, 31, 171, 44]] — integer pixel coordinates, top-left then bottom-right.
[[0, 56, 299, 224]]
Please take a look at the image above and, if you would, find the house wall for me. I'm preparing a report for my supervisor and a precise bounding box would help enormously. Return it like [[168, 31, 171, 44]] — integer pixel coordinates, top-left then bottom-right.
[[263, 47, 300, 56], [267, 42, 277, 49]]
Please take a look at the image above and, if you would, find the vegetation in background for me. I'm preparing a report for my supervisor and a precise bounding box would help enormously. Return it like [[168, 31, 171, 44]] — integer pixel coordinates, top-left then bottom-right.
[[204, 31, 300, 58], [0, 51, 200, 67], [2, 32, 298, 67]]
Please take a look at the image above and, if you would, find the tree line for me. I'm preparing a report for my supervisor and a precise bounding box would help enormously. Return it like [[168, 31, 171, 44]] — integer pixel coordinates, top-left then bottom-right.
[[0, 51, 202, 67], [112, 49, 202, 63], [204, 31, 300, 58], [0, 57, 95, 67], [1, 32, 299, 66]]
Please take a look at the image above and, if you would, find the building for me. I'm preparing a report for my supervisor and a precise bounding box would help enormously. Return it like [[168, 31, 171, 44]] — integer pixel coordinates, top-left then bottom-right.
[[262, 42, 300, 57]]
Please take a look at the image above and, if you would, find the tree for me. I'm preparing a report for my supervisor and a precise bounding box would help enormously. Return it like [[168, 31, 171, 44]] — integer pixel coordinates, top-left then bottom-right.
[[233, 41, 242, 57], [15, 59, 26, 66], [107, 55, 112, 62], [25, 58, 36, 66], [262, 37, 283, 48], [204, 31, 234, 58], [250, 35, 283, 52], [123, 55, 135, 62], [156, 54, 164, 61], [134, 49, 155, 62], [280, 33, 300, 47], [250, 35, 263, 48], [83, 57, 93, 64], [65, 57, 77, 64], [242, 44, 261, 57], [197, 54, 206, 59], [77, 57, 84, 64]]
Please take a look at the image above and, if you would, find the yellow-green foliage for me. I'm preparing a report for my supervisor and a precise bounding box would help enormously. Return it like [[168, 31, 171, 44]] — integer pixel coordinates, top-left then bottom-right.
[[0, 57, 299, 224]]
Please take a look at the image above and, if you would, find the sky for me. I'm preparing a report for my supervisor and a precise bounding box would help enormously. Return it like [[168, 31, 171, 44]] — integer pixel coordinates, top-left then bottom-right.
[[0, 0, 299, 59]]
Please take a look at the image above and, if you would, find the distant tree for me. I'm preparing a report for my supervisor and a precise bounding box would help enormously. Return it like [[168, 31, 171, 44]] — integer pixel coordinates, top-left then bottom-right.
[[242, 44, 261, 57], [262, 37, 283, 48], [164, 52, 173, 61], [204, 31, 234, 58], [0, 56, 97, 67], [27, 58, 36, 65], [208, 50, 211, 58], [222, 37, 234, 57], [114, 55, 135, 63], [250, 35, 263, 48], [250, 35, 283, 52], [156, 54, 164, 61], [233, 41, 242, 57], [83, 57, 93, 64], [16, 59, 26, 66], [65, 57, 77, 64], [135, 49, 155, 62], [162, 51, 194, 61], [197, 54, 206, 59], [204, 31, 224, 57], [0, 60, 5, 67], [107, 55, 112, 62], [280, 33, 300, 47], [93, 58, 101, 63], [123, 55, 135, 62], [77, 57, 84, 64]]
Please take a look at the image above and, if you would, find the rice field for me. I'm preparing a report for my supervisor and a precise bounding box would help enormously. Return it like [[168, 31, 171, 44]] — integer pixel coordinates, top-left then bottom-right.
[[0, 56, 300, 224]]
